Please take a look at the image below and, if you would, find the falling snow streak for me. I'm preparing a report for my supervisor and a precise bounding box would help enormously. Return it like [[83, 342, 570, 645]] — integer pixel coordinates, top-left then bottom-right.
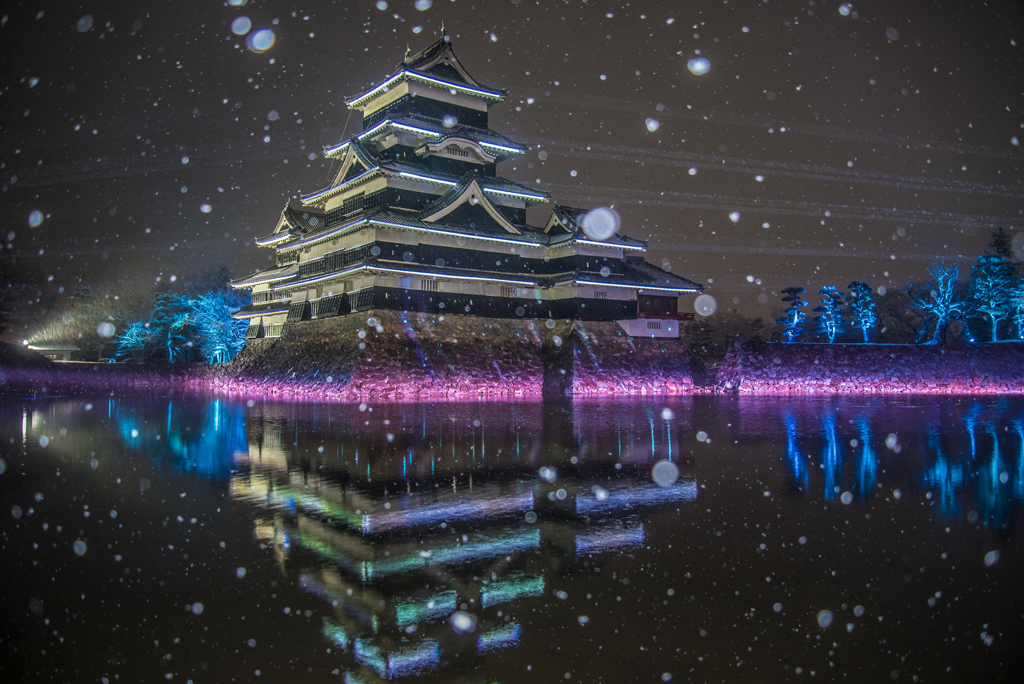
[[645, 240, 953, 263], [541, 181, 1017, 231], [513, 88, 1024, 160], [524, 138, 1024, 200], [5, 134, 302, 189]]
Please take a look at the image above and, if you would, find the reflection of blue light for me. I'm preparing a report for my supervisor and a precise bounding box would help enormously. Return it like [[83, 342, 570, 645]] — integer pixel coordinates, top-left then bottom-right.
[[478, 623, 522, 652], [649, 415, 655, 458], [364, 529, 541, 581], [963, 403, 982, 459], [114, 399, 248, 479], [978, 424, 1011, 531], [388, 641, 441, 678], [784, 413, 807, 492], [353, 639, 388, 679], [395, 591, 457, 628], [821, 414, 842, 500], [576, 481, 696, 514], [855, 419, 876, 499], [481, 574, 545, 609], [923, 448, 963, 518], [322, 618, 349, 649], [363, 491, 533, 534], [1015, 421, 1024, 502], [575, 524, 645, 554]]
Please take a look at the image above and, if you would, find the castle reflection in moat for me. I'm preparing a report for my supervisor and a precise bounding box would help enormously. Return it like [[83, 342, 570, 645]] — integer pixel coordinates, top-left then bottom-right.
[[80, 394, 1024, 681], [227, 400, 698, 682]]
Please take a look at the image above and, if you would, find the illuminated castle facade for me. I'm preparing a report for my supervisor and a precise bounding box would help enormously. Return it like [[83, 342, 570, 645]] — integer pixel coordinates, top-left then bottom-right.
[[231, 33, 701, 340]]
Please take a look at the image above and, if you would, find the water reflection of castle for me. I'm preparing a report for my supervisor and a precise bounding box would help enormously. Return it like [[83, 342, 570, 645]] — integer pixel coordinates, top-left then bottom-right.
[[780, 400, 1024, 534], [227, 401, 698, 683], [87, 395, 1024, 679]]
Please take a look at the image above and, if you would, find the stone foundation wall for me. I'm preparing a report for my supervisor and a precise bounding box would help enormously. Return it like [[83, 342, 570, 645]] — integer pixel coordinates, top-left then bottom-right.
[[716, 340, 1024, 394], [6, 332, 1024, 399], [214, 311, 700, 399]]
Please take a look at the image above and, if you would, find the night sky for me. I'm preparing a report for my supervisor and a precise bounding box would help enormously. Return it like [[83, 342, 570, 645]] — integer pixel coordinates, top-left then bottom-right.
[[2, 0, 1023, 321]]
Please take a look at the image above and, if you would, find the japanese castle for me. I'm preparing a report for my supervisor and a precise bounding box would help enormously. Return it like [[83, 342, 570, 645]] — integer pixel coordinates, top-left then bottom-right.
[[232, 33, 702, 339]]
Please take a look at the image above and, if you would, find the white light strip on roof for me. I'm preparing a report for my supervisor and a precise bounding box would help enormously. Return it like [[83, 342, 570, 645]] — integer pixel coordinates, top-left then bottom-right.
[[302, 167, 380, 202], [274, 265, 367, 290], [405, 71, 504, 99], [282, 218, 370, 252], [231, 271, 297, 289], [393, 122, 440, 136], [234, 307, 290, 319], [575, 280, 700, 293], [255, 232, 292, 246], [575, 238, 645, 251], [324, 140, 351, 156], [348, 70, 504, 107], [371, 219, 539, 247], [348, 73, 405, 107], [398, 171, 457, 186], [399, 171, 544, 200], [376, 266, 534, 286], [357, 120, 391, 140], [479, 141, 522, 153], [481, 187, 548, 201]]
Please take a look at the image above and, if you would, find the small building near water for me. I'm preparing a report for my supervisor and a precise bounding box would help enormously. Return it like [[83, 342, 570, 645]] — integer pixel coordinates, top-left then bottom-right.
[[231, 33, 702, 341], [27, 343, 82, 362]]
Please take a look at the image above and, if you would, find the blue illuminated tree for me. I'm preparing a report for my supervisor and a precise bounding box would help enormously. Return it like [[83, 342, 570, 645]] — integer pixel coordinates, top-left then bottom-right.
[[813, 286, 845, 343], [969, 253, 1015, 342], [149, 292, 198, 362], [115, 321, 156, 361], [1012, 280, 1024, 340], [845, 281, 877, 343], [908, 260, 968, 345], [193, 290, 248, 363], [776, 286, 809, 343]]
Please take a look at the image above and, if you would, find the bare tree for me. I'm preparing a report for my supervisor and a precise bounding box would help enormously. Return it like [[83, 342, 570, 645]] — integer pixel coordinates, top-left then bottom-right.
[[907, 260, 969, 345]]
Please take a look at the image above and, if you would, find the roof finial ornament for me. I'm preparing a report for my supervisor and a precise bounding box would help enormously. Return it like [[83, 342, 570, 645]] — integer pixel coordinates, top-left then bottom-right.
[[441, 21, 447, 35]]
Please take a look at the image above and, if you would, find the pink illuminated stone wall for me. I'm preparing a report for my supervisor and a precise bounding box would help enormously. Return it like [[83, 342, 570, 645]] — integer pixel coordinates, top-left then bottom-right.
[[214, 311, 700, 399], [716, 340, 1024, 394]]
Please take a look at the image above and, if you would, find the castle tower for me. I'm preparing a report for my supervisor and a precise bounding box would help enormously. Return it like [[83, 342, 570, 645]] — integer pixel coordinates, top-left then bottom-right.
[[232, 34, 702, 340]]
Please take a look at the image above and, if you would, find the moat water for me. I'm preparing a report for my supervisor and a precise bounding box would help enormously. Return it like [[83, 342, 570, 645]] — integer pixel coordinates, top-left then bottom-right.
[[2, 394, 1022, 682]]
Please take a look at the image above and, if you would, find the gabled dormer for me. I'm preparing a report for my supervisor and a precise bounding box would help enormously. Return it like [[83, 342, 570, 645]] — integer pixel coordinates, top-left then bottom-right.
[[420, 176, 523, 235], [545, 205, 587, 234], [328, 139, 378, 187], [401, 30, 490, 90]]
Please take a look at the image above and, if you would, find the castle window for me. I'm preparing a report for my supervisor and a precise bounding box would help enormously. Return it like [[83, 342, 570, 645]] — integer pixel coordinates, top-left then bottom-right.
[[421, 279, 440, 292], [594, 291, 607, 300], [647, 321, 662, 330], [500, 286, 516, 299]]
